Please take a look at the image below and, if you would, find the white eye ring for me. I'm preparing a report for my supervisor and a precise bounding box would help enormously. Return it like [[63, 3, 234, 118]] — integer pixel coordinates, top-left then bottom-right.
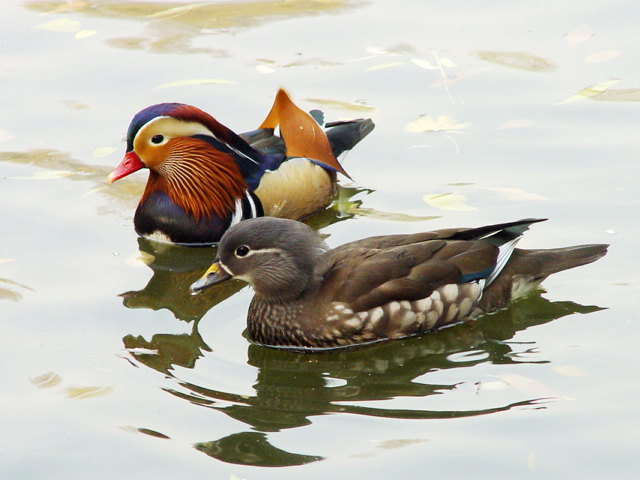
[[150, 134, 166, 145], [235, 245, 250, 257]]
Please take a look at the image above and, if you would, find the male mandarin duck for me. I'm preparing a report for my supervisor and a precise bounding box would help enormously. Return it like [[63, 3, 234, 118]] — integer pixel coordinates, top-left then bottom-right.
[[190, 217, 608, 350], [108, 89, 374, 245]]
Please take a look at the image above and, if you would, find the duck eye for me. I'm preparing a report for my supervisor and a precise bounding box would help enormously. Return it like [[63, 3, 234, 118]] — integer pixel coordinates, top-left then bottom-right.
[[151, 134, 164, 144], [235, 245, 250, 257]]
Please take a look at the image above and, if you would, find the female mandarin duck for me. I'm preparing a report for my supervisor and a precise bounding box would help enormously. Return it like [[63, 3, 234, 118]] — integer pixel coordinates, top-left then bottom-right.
[[108, 89, 374, 245], [190, 217, 607, 350]]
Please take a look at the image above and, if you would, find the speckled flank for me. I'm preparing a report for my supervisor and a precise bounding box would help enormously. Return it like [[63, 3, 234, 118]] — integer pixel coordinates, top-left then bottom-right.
[[318, 282, 485, 345]]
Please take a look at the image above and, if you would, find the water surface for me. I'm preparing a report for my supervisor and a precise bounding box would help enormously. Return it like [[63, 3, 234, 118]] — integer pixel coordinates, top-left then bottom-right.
[[1, 1, 638, 478]]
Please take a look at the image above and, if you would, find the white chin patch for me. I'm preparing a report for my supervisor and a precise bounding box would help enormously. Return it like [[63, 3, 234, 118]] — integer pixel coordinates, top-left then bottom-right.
[[233, 274, 252, 284], [144, 231, 174, 244]]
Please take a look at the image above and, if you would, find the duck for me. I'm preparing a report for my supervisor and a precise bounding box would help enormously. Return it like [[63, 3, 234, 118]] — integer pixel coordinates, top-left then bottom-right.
[[108, 89, 374, 245], [190, 217, 608, 350]]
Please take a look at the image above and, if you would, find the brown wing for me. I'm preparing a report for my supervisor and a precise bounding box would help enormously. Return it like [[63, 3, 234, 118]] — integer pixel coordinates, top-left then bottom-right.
[[318, 238, 499, 313], [333, 226, 486, 251]]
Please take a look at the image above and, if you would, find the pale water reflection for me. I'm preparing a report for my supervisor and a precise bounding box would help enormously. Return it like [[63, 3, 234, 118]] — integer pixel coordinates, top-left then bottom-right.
[[0, 276, 33, 302], [124, 293, 603, 466], [25, 0, 362, 58], [1, 0, 638, 478]]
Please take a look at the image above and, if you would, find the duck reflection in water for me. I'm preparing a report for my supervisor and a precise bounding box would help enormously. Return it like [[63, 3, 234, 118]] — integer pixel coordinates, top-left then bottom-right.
[[124, 292, 603, 467], [119, 187, 376, 372], [119, 236, 241, 323], [118, 186, 396, 324]]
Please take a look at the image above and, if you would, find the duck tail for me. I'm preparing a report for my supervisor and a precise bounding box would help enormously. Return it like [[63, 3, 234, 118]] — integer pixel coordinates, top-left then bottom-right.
[[480, 243, 608, 312], [325, 118, 375, 159], [511, 244, 609, 278]]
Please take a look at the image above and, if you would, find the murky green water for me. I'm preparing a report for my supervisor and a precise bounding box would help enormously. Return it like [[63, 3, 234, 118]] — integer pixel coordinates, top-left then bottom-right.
[[2, 1, 638, 478]]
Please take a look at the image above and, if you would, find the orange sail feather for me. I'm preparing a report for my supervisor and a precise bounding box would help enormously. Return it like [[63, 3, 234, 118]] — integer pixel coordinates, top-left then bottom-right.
[[260, 89, 351, 179]]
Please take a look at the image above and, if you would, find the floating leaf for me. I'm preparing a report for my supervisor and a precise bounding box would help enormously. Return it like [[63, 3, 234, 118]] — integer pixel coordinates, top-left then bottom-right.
[[557, 78, 620, 104], [0, 278, 33, 300], [423, 193, 477, 211], [256, 64, 275, 74], [376, 439, 426, 450], [405, 114, 470, 133], [564, 25, 594, 45], [137, 428, 170, 439], [281, 57, 341, 68], [366, 46, 390, 56], [154, 78, 236, 90], [75, 29, 97, 40], [30, 372, 63, 389], [366, 61, 405, 71], [475, 50, 555, 72], [36, 18, 81, 32], [438, 57, 457, 68], [483, 186, 548, 201], [589, 88, 640, 102], [352, 207, 438, 222], [62, 100, 90, 110], [8, 170, 74, 180], [552, 365, 589, 377], [411, 58, 438, 70], [498, 119, 535, 130], [585, 50, 621, 63], [93, 147, 117, 158], [330, 187, 437, 222], [66, 385, 115, 399], [0, 287, 21, 302], [305, 98, 375, 112]]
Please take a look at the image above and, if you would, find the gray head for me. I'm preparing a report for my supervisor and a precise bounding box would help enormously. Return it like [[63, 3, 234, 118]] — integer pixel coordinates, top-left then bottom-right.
[[198, 217, 329, 302]]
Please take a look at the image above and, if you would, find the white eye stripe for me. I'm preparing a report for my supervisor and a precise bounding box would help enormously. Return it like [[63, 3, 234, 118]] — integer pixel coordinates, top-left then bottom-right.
[[234, 247, 282, 258], [136, 116, 215, 146], [218, 260, 233, 275], [136, 115, 259, 165]]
